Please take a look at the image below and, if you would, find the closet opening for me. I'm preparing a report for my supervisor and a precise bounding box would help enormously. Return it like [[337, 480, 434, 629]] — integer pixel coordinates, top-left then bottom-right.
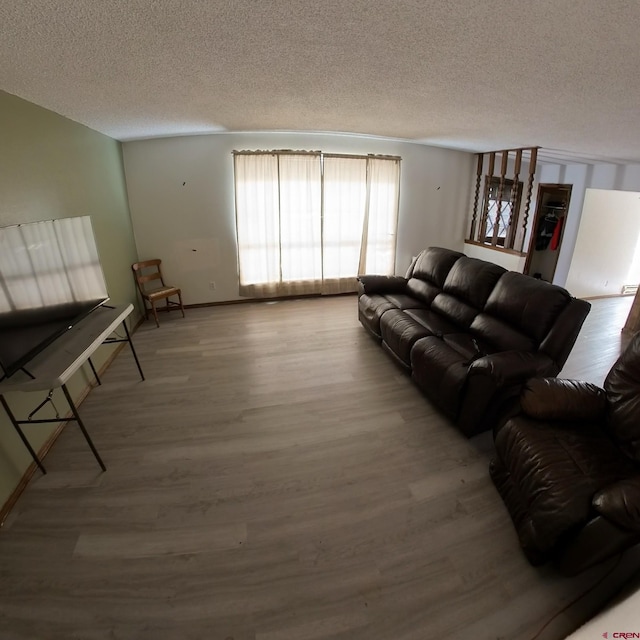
[[524, 183, 572, 283]]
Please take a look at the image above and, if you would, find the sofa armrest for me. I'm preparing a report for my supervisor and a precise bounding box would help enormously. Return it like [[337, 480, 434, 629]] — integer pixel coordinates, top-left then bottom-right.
[[593, 476, 640, 532], [518, 378, 607, 422], [468, 351, 556, 386], [457, 351, 557, 436], [357, 275, 407, 296]]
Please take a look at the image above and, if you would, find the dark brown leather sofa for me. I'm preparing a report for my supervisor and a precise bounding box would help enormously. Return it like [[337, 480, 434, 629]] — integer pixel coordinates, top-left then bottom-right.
[[357, 247, 591, 436], [491, 333, 640, 575]]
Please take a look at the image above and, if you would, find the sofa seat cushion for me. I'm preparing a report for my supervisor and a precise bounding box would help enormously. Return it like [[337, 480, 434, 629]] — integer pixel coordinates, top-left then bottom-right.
[[494, 417, 636, 555], [404, 309, 460, 336], [358, 294, 397, 338], [470, 313, 537, 353], [380, 309, 432, 366], [382, 294, 428, 311], [410, 334, 490, 420], [442, 333, 495, 359]]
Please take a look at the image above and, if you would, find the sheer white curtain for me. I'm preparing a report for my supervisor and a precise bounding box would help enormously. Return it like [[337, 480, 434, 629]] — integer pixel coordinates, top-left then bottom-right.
[[322, 156, 367, 294], [235, 153, 322, 297], [361, 157, 400, 275], [234, 151, 400, 298], [279, 154, 322, 291], [234, 153, 279, 295]]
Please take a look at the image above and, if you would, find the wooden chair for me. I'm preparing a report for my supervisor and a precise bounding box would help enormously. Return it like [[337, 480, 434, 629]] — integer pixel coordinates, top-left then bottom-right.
[[131, 259, 185, 327]]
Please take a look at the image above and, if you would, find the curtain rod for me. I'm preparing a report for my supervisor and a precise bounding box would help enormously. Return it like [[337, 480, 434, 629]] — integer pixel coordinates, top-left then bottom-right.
[[232, 150, 401, 161], [233, 150, 321, 155], [323, 153, 401, 161]]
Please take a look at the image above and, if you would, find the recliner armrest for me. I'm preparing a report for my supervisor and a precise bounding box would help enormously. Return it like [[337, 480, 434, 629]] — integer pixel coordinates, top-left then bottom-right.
[[519, 378, 607, 422], [357, 275, 407, 295], [468, 351, 556, 386], [593, 476, 640, 532]]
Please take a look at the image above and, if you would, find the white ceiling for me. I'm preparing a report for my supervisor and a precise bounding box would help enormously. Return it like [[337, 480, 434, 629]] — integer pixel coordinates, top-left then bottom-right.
[[2, 1, 640, 163]]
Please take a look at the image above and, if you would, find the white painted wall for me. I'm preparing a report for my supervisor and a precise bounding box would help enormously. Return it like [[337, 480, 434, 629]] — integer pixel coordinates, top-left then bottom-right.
[[122, 132, 473, 304], [124, 133, 640, 302], [565, 189, 640, 298], [536, 163, 640, 289]]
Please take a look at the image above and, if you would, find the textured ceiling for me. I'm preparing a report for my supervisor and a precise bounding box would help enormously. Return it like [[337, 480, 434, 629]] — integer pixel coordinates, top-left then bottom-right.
[[2, 1, 640, 162]]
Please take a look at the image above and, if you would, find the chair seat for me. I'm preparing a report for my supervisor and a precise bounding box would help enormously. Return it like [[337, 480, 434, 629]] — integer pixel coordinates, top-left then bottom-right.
[[144, 285, 181, 300]]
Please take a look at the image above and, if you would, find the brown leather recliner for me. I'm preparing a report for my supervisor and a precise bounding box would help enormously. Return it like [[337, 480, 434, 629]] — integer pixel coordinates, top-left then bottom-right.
[[491, 332, 640, 575]]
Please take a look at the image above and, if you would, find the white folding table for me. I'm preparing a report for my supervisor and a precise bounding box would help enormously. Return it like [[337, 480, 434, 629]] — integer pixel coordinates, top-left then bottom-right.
[[0, 303, 144, 473]]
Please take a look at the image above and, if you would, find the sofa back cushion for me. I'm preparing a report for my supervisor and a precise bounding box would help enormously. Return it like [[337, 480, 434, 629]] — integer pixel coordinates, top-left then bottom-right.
[[405, 278, 442, 306], [429, 257, 507, 327], [442, 257, 506, 309], [404, 247, 465, 306], [605, 332, 640, 462], [410, 247, 464, 288], [483, 272, 571, 344], [431, 294, 477, 328]]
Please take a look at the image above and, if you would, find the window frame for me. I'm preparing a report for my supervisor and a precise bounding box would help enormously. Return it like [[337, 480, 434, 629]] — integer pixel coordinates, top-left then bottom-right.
[[479, 175, 523, 250]]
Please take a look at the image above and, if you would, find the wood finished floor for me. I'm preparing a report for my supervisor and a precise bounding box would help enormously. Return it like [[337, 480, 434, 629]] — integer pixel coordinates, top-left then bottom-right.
[[1, 295, 639, 640]]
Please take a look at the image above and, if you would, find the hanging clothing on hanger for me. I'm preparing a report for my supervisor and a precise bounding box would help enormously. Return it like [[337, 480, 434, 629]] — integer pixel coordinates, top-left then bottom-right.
[[550, 216, 564, 250], [535, 213, 558, 251]]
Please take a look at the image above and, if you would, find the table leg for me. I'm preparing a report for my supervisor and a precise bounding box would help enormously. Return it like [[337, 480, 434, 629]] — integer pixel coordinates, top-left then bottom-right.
[[61, 385, 106, 472], [0, 395, 46, 474], [123, 320, 145, 381], [87, 357, 102, 385]]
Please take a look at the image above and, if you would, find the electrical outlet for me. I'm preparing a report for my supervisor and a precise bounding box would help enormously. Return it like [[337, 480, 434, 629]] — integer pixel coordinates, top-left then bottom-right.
[[209, 281, 216, 290]]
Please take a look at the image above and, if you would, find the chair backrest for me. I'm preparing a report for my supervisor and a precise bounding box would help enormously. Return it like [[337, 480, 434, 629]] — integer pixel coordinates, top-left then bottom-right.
[[132, 259, 165, 294], [605, 331, 640, 462]]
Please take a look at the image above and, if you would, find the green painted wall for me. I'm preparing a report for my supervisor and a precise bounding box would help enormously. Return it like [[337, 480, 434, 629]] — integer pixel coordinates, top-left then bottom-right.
[[0, 91, 140, 509]]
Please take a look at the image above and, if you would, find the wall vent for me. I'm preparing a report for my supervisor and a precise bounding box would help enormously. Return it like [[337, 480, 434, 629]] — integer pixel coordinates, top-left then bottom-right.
[[622, 284, 638, 295]]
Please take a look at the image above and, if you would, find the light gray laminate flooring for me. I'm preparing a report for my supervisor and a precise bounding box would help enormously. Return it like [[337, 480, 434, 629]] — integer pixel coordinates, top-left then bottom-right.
[[1, 295, 638, 640]]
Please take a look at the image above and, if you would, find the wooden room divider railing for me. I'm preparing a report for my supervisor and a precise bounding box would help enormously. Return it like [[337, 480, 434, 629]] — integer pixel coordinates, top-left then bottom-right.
[[467, 146, 538, 254]]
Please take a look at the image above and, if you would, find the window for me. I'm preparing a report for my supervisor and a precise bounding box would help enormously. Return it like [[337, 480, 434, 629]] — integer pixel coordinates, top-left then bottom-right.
[[480, 177, 523, 248], [234, 151, 400, 297]]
